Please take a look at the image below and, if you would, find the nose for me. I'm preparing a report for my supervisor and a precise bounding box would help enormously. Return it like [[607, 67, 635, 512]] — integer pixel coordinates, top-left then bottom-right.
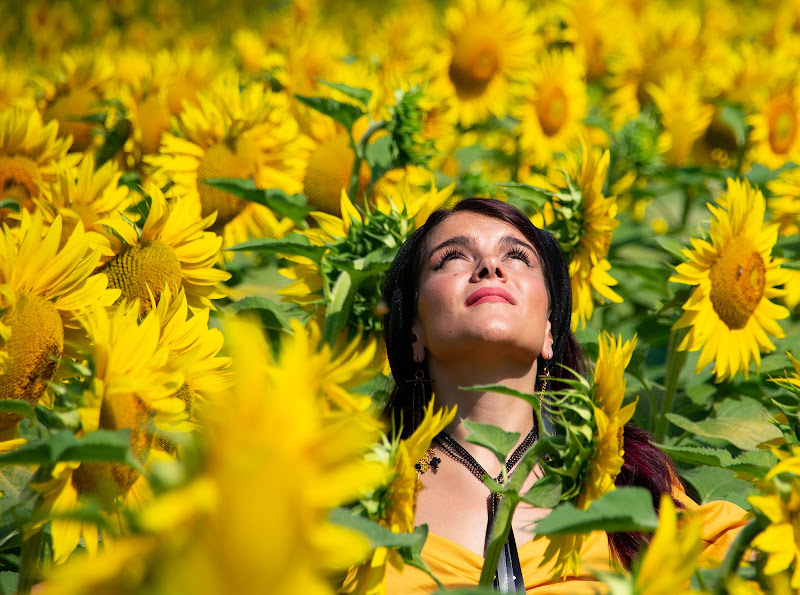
[[472, 254, 506, 282]]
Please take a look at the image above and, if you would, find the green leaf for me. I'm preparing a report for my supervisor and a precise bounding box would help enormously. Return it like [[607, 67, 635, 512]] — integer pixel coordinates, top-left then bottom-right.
[[656, 444, 735, 468], [680, 466, 753, 509], [225, 297, 290, 330], [534, 487, 659, 535], [0, 200, 20, 213], [0, 430, 136, 467], [0, 401, 35, 424], [521, 474, 562, 508], [463, 420, 519, 465], [329, 508, 424, 548], [655, 235, 687, 261], [34, 406, 81, 431], [725, 449, 778, 478], [365, 135, 393, 182], [94, 118, 131, 168], [719, 104, 747, 147], [227, 235, 326, 260], [295, 95, 365, 132], [665, 397, 782, 450], [0, 466, 35, 506], [494, 182, 548, 211], [199, 178, 312, 225], [316, 79, 372, 107]]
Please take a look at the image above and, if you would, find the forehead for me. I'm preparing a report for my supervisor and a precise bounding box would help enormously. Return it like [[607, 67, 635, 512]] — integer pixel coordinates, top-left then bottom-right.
[[427, 211, 529, 245]]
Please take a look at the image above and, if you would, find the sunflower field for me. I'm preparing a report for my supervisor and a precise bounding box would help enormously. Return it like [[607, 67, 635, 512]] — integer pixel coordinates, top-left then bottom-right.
[[1, 0, 800, 593]]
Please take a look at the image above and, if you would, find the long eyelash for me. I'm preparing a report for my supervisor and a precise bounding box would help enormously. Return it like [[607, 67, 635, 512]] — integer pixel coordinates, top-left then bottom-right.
[[507, 247, 532, 265], [434, 247, 463, 270]]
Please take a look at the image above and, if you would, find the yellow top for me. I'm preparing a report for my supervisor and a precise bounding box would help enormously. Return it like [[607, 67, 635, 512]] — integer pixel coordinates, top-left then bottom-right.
[[384, 491, 748, 594]]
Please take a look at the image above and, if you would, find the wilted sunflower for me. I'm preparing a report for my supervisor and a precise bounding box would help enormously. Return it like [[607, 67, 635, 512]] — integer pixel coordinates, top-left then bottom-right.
[[0, 106, 79, 224], [99, 183, 230, 313], [428, 0, 537, 128], [147, 72, 309, 249], [671, 178, 789, 381], [0, 212, 117, 435], [31, 301, 187, 564], [36, 50, 115, 153], [515, 48, 588, 168]]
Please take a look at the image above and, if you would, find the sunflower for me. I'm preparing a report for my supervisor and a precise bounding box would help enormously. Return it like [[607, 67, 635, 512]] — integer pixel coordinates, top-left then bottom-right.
[[99, 183, 230, 313], [0, 107, 79, 224], [364, 2, 439, 99], [633, 494, 704, 595], [515, 48, 588, 168], [0, 212, 117, 436], [746, 85, 800, 170], [344, 398, 456, 595], [0, 55, 36, 112], [31, 301, 187, 564], [37, 50, 115, 153], [767, 169, 800, 309], [147, 72, 309, 249], [567, 140, 622, 330], [541, 333, 638, 579], [670, 178, 789, 381], [748, 446, 800, 589], [428, 0, 537, 128], [41, 316, 387, 594], [647, 74, 714, 167], [266, 318, 381, 416], [151, 287, 231, 439], [605, 3, 703, 127], [559, 0, 627, 82], [35, 157, 134, 258]]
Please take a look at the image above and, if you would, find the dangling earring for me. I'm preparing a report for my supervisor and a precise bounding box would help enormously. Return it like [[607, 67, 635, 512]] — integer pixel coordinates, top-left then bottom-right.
[[406, 367, 431, 430], [540, 364, 550, 393]]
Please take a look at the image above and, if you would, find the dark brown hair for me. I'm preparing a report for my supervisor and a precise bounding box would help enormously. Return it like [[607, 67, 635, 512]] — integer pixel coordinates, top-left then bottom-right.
[[381, 198, 679, 569]]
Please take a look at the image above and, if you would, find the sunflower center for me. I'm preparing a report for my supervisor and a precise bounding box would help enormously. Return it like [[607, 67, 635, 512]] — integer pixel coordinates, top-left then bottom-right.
[[0, 294, 64, 430], [537, 85, 568, 136], [0, 155, 41, 210], [137, 93, 170, 155], [449, 24, 500, 99], [103, 239, 182, 313], [196, 141, 255, 231], [709, 237, 766, 330], [303, 133, 369, 215], [43, 87, 100, 153], [72, 392, 152, 499], [767, 96, 797, 156]]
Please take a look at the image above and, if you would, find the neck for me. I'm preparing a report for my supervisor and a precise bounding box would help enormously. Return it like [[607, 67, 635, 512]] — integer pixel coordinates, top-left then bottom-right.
[[428, 356, 538, 474]]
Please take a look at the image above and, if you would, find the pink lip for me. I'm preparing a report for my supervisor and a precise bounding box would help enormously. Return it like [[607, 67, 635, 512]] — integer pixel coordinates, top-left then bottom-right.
[[465, 287, 516, 307]]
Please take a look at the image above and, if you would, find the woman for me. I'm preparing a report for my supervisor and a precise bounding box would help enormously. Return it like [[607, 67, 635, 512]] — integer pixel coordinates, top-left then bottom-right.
[[380, 198, 746, 593]]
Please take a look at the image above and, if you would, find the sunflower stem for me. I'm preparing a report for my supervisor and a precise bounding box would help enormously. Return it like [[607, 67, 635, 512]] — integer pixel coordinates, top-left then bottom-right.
[[17, 526, 44, 595], [349, 120, 388, 201], [654, 328, 688, 442]]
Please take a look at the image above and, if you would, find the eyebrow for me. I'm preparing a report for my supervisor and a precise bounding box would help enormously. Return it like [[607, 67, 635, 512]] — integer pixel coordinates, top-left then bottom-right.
[[427, 235, 537, 259]]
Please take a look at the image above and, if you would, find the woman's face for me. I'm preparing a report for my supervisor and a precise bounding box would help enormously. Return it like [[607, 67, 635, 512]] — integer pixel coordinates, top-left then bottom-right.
[[411, 211, 554, 366]]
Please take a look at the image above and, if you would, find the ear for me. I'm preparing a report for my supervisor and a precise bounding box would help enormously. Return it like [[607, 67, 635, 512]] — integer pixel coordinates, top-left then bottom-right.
[[410, 318, 427, 363], [541, 319, 554, 361]]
